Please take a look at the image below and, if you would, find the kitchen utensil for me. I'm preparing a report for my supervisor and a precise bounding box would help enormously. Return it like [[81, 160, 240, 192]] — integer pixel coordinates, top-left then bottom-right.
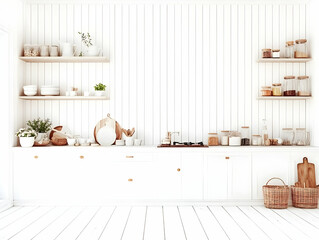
[[40, 45, 49, 56], [297, 157, 316, 188]]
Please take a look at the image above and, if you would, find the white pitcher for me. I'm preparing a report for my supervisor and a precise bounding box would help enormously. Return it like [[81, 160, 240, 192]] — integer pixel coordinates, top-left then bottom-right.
[[61, 43, 76, 57]]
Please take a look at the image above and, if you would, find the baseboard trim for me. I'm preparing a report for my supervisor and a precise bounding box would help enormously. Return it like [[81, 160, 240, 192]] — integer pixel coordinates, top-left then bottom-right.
[[0, 200, 13, 212]]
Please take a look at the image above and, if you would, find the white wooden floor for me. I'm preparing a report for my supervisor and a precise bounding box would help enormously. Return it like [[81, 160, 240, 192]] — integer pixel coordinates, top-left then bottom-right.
[[1, 206, 319, 240]]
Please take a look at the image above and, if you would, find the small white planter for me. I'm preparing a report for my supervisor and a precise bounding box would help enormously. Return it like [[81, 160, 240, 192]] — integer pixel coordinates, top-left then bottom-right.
[[19, 137, 35, 148], [95, 90, 106, 97]]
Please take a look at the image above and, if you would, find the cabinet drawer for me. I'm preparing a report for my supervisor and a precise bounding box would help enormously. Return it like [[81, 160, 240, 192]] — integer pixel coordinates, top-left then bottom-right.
[[108, 152, 153, 162]]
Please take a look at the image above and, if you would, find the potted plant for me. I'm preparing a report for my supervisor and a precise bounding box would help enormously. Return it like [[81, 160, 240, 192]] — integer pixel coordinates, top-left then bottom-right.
[[78, 32, 100, 56], [16, 128, 37, 147], [94, 83, 106, 96], [27, 118, 52, 145]]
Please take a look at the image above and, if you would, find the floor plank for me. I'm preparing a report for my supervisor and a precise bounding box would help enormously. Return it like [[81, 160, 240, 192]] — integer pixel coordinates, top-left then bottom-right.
[[0, 208, 21, 221], [193, 206, 228, 240], [209, 206, 249, 240], [238, 206, 290, 240], [288, 208, 319, 229], [163, 206, 186, 240], [254, 206, 311, 240], [55, 207, 99, 240], [10, 207, 69, 240], [76, 207, 115, 240], [143, 207, 165, 240], [32, 207, 84, 240], [0, 207, 37, 230], [224, 206, 270, 240], [0, 207, 53, 240], [99, 206, 131, 240], [121, 207, 147, 240], [178, 206, 208, 240]]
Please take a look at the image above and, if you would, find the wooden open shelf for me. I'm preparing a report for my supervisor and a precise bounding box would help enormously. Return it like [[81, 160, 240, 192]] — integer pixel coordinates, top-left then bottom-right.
[[257, 96, 312, 100], [257, 58, 311, 63], [19, 56, 109, 63], [19, 96, 109, 100]]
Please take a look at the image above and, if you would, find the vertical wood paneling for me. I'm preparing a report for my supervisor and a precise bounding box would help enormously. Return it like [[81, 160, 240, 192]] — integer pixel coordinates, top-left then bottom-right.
[[22, 1, 310, 145]]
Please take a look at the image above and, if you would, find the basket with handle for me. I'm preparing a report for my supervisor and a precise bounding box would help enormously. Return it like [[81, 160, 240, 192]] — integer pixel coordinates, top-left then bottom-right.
[[291, 186, 319, 209], [263, 177, 289, 209]]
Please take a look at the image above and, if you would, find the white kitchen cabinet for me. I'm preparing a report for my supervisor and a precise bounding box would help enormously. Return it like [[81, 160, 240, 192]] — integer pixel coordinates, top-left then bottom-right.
[[205, 153, 251, 200], [252, 152, 290, 200], [181, 153, 204, 199]]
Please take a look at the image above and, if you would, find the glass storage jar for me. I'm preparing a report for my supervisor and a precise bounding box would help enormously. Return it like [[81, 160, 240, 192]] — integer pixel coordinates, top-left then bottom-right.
[[283, 76, 296, 96], [285, 41, 294, 58], [281, 128, 294, 146], [252, 135, 262, 146], [229, 131, 241, 146], [208, 133, 219, 146], [261, 86, 272, 96], [272, 83, 282, 96], [295, 39, 308, 58], [24, 44, 32, 57], [220, 130, 230, 146], [262, 49, 272, 58], [297, 76, 310, 96], [241, 126, 250, 145], [272, 49, 280, 58], [295, 128, 307, 146]]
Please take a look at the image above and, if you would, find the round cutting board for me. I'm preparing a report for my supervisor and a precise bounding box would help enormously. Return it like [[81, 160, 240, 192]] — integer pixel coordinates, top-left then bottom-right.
[[94, 116, 122, 145]]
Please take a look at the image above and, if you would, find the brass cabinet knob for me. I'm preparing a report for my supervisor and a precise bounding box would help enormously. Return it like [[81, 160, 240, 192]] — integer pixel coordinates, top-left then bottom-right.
[[34, 155, 38, 159], [126, 156, 134, 158], [177, 168, 181, 172], [80, 156, 84, 159], [225, 156, 230, 159], [128, 178, 133, 182]]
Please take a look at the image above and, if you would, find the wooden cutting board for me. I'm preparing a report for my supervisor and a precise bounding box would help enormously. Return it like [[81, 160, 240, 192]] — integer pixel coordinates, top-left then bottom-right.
[[297, 157, 316, 188], [93, 118, 122, 145]]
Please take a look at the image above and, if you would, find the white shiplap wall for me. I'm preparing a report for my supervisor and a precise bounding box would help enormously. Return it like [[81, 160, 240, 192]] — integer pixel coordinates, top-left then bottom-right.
[[21, 0, 310, 145]]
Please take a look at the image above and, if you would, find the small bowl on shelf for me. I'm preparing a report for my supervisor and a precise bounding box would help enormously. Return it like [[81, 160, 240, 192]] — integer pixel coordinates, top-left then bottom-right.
[[23, 85, 37, 96], [41, 85, 60, 96]]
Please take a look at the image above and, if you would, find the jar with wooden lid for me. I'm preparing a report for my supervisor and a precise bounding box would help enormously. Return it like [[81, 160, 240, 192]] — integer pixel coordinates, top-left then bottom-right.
[[252, 135, 262, 146], [295, 128, 307, 146], [285, 41, 294, 58], [283, 76, 296, 96], [208, 133, 219, 146], [297, 76, 310, 96], [295, 39, 308, 58], [262, 49, 272, 58], [220, 130, 230, 146], [261, 86, 272, 96], [272, 49, 280, 58], [241, 126, 250, 146], [272, 83, 282, 96], [229, 131, 241, 146], [281, 128, 294, 146]]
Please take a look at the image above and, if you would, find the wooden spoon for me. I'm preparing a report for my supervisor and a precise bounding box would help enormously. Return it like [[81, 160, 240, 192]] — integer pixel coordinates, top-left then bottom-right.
[[129, 128, 135, 137]]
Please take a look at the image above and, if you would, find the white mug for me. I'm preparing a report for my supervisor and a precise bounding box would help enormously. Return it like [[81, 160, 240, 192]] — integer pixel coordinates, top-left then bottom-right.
[[126, 137, 134, 146]]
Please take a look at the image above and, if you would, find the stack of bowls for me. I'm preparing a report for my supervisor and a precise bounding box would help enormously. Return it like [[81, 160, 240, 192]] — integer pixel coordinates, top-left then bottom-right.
[[41, 86, 60, 96], [23, 85, 37, 96]]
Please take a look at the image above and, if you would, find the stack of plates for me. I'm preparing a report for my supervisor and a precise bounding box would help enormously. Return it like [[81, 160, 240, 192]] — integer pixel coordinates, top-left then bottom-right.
[[41, 86, 60, 96], [23, 85, 37, 96]]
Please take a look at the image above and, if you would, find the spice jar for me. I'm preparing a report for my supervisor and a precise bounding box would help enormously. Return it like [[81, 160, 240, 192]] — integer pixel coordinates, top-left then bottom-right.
[[31, 45, 40, 57], [262, 49, 272, 58], [281, 128, 294, 146], [272, 49, 280, 58], [229, 131, 241, 146], [295, 39, 308, 58], [24, 44, 32, 57], [295, 128, 307, 146], [285, 41, 294, 58], [283, 76, 296, 96], [252, 135, 262, 146], [241, 126, 250, 146], [220, 131, 230, 146], [208, 133, 219, 146], [297, 76, 310, 96], [272, 83, 282, 96], [261, 86, 272, 96]]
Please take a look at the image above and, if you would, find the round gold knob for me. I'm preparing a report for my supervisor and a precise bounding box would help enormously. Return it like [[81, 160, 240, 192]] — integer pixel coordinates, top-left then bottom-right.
[[177, 168, 181, 172], [128, 178, 133, 182], [80, 156, 84, 159], [34, 156, 38, 159]]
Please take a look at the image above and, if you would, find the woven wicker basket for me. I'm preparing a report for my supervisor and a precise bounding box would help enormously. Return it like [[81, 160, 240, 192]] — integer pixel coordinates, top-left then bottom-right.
[[291, 186, 319, 209], [263, 177, 289, 209]]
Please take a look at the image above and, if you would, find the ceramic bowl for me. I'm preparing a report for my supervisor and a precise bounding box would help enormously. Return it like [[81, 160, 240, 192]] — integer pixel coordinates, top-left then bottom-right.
[[23, 85, 37, 90], [24, 90, 37, 96]]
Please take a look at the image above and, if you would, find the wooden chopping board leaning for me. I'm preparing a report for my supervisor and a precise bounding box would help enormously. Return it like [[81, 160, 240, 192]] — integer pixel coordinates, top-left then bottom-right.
[[94, 113, 122, 146], [295, 157, 316, 188]]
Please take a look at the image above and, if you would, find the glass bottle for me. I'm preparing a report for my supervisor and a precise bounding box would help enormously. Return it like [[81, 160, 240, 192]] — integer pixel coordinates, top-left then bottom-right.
[[262, 119, 270, 146], [285, 41, 294, 58]]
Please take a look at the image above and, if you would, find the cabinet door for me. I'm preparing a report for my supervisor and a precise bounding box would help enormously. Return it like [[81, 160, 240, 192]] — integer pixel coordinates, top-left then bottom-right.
[[252, 152, 290, 200], [181, 153, 203, 200], [205, 154, 228, 200], [153, 153, 181, 199], [228, 154, 251, 200]]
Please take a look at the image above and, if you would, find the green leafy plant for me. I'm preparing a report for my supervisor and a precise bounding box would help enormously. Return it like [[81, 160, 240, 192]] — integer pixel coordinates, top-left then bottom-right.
[[26, 118, 52, 133], [94, 83, 106, 91], [78, 32, 93, 48], [16, 128, 37, 138]]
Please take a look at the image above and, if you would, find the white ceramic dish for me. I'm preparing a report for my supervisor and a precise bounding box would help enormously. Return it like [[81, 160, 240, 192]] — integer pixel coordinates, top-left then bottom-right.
[[41, 88, 60, 96], [24, 90, 37, 96]]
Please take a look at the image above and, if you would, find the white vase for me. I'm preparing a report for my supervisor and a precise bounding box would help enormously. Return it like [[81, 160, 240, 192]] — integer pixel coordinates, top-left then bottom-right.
[[95, 90, 105, 97], [19, 137, 35, 148]]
